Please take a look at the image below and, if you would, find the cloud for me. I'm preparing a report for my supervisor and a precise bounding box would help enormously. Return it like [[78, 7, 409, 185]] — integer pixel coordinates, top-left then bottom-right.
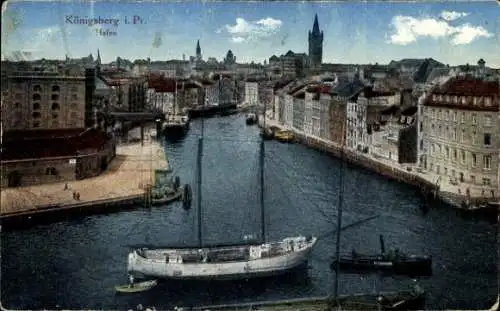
[[439, 10, 469, 22], [387, 13, 492, 46], [223, 17, 282, 43]]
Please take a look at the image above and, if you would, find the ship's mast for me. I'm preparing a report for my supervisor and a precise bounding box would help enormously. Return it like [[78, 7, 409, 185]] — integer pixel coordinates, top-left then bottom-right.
[[174, 80, 178, 115], [333, 132, 346, 302], [197, 89, 204, 248], [260, 87, 266, 243]]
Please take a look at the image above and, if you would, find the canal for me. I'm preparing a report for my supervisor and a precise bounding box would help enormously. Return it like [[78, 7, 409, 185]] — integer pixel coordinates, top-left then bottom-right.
[[1, 114, 497, 310]]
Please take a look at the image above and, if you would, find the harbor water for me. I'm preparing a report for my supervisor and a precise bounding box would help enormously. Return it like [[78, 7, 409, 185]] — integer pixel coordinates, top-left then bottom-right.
[[1, 114, 497, 309]]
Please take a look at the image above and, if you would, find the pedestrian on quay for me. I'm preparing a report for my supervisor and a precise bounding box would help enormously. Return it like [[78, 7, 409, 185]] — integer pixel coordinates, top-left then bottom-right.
[[64, 183, 69, 190], [72, 191, 76, 200], [76, 192, 80, 200]]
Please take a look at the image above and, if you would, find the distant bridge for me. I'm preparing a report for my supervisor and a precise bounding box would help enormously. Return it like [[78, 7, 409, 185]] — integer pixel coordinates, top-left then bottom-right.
[[108, 111, 165, 122]]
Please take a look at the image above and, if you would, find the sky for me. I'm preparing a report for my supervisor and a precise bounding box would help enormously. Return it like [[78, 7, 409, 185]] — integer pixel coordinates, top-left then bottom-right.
[[1, 0, 499, 67]]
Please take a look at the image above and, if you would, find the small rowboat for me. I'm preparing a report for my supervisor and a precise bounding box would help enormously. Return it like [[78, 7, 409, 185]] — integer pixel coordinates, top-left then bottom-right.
[[115, 280, 158, 293]]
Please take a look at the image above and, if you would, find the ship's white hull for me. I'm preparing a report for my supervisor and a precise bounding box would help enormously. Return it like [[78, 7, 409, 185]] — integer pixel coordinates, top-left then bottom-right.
[[127, 236, 317, 280]]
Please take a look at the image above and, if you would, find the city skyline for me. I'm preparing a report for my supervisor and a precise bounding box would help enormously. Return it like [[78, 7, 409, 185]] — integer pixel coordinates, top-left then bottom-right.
[[2, 0, 499, 66]]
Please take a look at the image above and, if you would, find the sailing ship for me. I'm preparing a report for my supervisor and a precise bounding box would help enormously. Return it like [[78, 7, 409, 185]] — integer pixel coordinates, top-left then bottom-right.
[[162, 81, 190, 136], [330, 235, 432, 276], [127, 92, 317, 280]]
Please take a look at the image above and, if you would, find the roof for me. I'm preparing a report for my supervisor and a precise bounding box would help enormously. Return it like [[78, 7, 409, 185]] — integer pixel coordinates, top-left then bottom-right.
[[363, 86, 396, 98], [380, 105, 399, 115], [413, 59, 446, 84], [95, 77, 111, 91], [401, 105, 418, 116], [432, 76, 499, 96], [425, 67, 452, 84], [1, 128, 112, 161], [148, 75, 176, 92], [332, 79, 365, 98], [273, 79, 294, 91]]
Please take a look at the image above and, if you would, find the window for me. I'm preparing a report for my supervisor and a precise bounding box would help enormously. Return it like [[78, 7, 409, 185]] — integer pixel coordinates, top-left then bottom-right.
[[452, 169, 456, 177], [33, 102, 40, 110], [51, 94, 59, 101], [461, 150, 466, 164], [461, 112, 465, 122], [15, 93, 22, 99], [484, 97, 491, 106], [453, 128, 457, 140], [436, 165, 440, 174], [14, 102, 21, 108], [70, 86, 78, 93], [453, 149, 457, 161], [472, 113, 477, 124], [32, 112, 41, 118], [471, 175, 475, 184], [52, 113, 58, 119], [483, 178, 491, 186], [419, 122, 423, 132], [472, 131, 477, 144], [51, 103, 60, 110], [461, 129, 465, 142], [445, 147, 450, 159], [32, 121, 40, 128], [444, 167, 448, 175], [52, 85, 60, 92], [484, 115, 492, 127], [71, 94, 78, 100], [33, 85, 42, 92], [459, 172, 464, 182], [472, 153, 477, 167], [484, 133, 491, 146], [483, 155, 491, 169], [438, 125, 442, 136], [432, 144, 436, 153], [32, 94, 41, 101], [453, 111, 457, 121]]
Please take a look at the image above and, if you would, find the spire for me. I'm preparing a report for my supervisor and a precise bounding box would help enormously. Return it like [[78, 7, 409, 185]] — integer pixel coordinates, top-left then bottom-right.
[[196, 40, 201, 56], [313, 14, 320, 34], [97, 49, 101, 65]]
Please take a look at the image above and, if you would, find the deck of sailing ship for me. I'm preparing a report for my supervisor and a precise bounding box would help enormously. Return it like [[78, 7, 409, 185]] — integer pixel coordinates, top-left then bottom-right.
[[128, 236, 317, 280]]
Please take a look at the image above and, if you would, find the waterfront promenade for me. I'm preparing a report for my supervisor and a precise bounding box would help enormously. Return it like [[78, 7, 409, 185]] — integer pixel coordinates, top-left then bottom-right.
[[260, 115, 497, 210], [0, 135, 168, 217]]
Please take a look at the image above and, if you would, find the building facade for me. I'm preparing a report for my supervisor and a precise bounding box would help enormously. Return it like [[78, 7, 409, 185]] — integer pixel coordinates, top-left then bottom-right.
[[244, 81, 259, 105], [1, 128, 116, 188], [2, 69, 91, 132], [418, 76, 499, 199]]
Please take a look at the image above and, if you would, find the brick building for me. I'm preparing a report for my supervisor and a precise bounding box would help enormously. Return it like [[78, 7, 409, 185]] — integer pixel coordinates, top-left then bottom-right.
[[1, 128, 116, 188]]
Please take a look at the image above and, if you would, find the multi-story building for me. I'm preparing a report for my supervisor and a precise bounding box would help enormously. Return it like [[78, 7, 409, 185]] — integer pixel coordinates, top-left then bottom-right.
[[201, 80, 218, 106], [283, 93, 294, 128], [418, 75, 499, 199], [329, 80, 365, 146], [304, 87, 316, 135], [244, 80, 259, 105], [318, 88, 331, 140], [2, 67, 94, 131], [292, 91, 306, 132], [346, 97, 367, 150]]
